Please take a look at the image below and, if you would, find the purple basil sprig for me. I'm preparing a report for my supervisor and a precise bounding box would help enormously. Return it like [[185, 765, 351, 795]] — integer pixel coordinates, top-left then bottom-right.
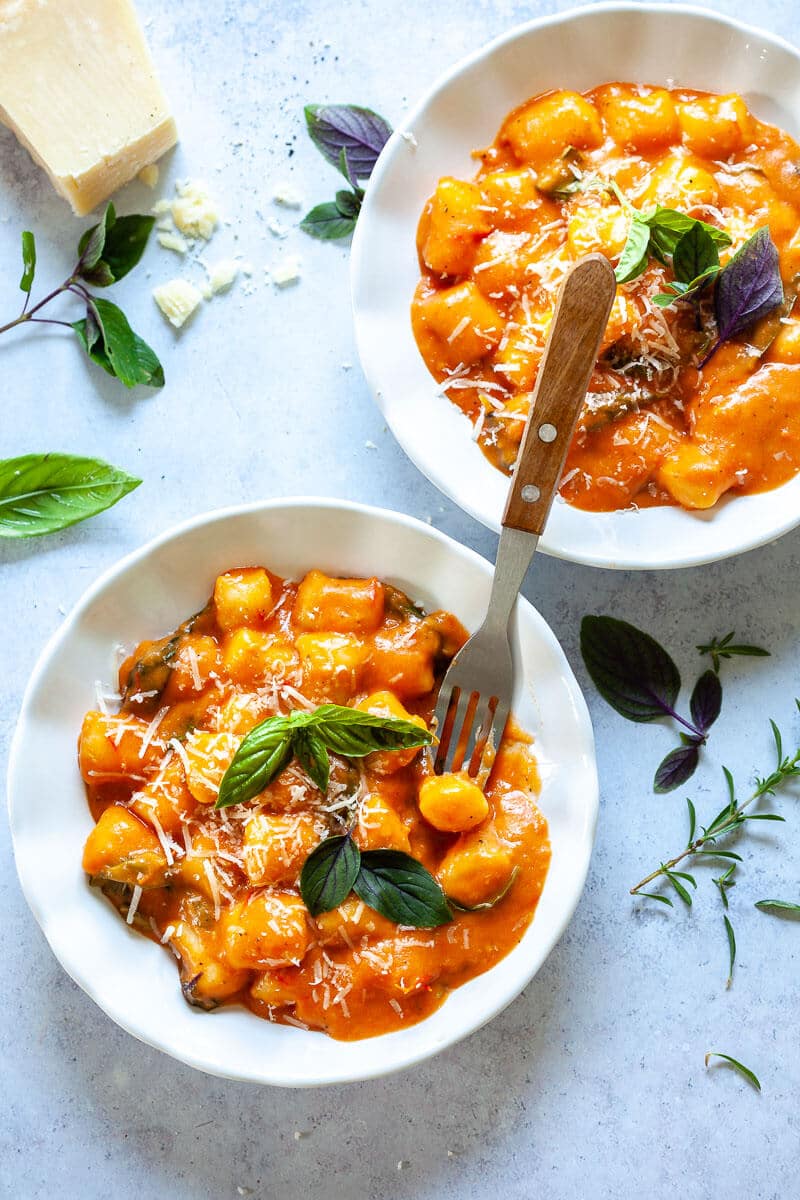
[[304, 104, 392, 179], [700, 227, 783, 366], [580, 616, 724, 793], [301, 103, 393, 241]]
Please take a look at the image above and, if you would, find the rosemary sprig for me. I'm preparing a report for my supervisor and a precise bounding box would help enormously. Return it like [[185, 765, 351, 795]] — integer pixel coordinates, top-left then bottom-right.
[[705, 1052, 761, 1092], [631, 709, 800, 901]]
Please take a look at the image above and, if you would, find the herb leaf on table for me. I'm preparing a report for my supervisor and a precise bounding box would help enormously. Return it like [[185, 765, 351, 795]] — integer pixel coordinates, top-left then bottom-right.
[[705, 1052, 761, 1092], [0, 453, 141, 539], [0, 204, 162, 388], [697, 631, 770, 673], [301, 102, 393, 241], [580, 618, 752, 792]]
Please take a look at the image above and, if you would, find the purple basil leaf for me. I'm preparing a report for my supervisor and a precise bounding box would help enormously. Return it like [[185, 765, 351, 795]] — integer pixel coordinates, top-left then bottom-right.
[[304, 104, 392, 180], [654, 741, 700, 793], [714, 227, 783, 342], [580, 615, 681, 722], [690, 669, 723, 734]]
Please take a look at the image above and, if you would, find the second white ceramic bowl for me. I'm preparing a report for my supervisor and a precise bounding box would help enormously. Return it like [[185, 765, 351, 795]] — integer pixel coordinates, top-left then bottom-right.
[[351, 3, 800, 569], [8, 499, 598, 1086]]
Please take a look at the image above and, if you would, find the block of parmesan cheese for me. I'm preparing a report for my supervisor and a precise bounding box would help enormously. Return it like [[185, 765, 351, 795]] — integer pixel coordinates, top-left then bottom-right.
[[0, 0, 177, 215]]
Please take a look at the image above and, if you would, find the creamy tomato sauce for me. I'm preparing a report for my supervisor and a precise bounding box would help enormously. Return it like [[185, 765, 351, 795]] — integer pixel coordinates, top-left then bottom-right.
[[79, 566, 550, 1040], [412, 83, 800, 512]]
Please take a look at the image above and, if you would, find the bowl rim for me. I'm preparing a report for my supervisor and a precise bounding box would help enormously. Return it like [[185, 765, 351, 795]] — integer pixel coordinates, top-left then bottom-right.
[[350, 2, 800, 570], [7, 496, 599, 1086]]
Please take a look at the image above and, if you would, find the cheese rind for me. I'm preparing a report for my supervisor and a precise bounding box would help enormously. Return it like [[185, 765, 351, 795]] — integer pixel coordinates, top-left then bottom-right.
[[0, 0, 178, 215]]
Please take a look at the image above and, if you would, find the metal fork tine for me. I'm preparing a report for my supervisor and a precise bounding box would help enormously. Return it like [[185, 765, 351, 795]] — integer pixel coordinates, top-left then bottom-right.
[[485, 701, 510, 769], [432, 685, 458, 767], [436, 689, 471, 774], [463, 695, 496, 777]]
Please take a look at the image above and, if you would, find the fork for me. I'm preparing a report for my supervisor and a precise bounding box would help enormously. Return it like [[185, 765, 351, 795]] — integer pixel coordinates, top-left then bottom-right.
[[432, 253, 616, 778]]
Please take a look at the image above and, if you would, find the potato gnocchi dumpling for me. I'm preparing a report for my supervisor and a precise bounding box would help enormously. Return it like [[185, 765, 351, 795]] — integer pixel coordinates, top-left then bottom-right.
[[412, 83, 800, 512], [80, 566, 550, 1040]]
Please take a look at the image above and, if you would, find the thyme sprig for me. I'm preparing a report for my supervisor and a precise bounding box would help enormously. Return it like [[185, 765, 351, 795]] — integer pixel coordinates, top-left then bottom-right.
[[630, 709, 800, 904]]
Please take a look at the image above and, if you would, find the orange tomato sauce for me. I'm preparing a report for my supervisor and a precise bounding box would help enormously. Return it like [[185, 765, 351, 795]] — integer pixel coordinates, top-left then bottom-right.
[[79, 566, 550, 1040], [411, 83, 800, 512]]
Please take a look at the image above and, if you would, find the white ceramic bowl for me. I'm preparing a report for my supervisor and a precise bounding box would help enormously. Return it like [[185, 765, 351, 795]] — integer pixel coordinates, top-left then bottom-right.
[[8, 499, 598, 1086], [351, 3, 800, 569]]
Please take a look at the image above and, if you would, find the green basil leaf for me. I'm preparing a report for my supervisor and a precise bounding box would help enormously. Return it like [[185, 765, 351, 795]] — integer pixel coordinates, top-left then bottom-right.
[[78, 202, 114, 271], [19, 230, 36, 293], [646, 207, 732, 260], [294, 728, 331, 791], [355, 850, 452, 927], [300, 201, 357, 241], [96, 213, 154, 282], [77, 298, 164, 388], [335, 188, 362, 218], [580, 615, 681, 722], [704, 1052, 761, 1092], [614, 216, 651, 283], [310, 703, 432, 757], [300, 835, 361, 916], [216, 716, 295, 808], [78, 206, 153, 284], [673, 222, 720, 284], [0, 453, 140, 539]]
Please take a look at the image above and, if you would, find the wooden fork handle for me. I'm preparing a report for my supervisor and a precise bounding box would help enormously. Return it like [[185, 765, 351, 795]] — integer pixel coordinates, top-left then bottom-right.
[[502, 253, 616, 536]]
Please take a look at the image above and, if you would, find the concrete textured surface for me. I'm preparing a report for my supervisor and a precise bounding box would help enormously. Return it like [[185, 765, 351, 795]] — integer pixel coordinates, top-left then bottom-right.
[[2, 0, 800, 1196]]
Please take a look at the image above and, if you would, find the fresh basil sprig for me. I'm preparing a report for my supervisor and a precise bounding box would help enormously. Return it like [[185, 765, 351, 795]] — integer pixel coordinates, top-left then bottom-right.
[[0, 204, 163, 388], [300, 833, 452, 928], [653, 222, 722, 307], [580, 616, 724, 792], [301, 103, 392, 241], [0, 453, 141, 539], [216, 703, 432, 808], [615, 200, 731, 285]]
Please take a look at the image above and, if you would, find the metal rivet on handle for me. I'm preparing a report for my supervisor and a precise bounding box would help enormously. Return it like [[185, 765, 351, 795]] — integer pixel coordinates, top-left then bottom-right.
[[538, 423, 557, 443], [521, 484, 540, 503]]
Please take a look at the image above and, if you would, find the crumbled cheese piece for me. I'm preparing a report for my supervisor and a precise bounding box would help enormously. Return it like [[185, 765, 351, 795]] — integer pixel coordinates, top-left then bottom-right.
[[271, 256, 301, 288], [267, 219, 288, 238], [157, 230, 189, 254], [152, 198, 172, 216], [400, 130, 418, 149], [172, 180, 219, 239], [153, 279, 203, 328], [365, 440, 377, 450], [206, 258, 239, 294], [272, 182, 303, 208], [139, 164, 160, 188]]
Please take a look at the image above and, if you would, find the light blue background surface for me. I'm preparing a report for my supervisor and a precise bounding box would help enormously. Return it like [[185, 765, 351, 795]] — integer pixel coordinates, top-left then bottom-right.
[[2, 1, 799, 1195]]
